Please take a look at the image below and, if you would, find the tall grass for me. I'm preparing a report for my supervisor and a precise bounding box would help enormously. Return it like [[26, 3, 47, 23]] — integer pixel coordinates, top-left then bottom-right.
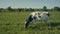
[[0, 11, 60, 34]]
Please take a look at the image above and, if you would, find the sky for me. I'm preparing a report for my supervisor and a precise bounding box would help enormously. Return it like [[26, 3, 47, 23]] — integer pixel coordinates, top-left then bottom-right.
[[0, 0, 60, 9]]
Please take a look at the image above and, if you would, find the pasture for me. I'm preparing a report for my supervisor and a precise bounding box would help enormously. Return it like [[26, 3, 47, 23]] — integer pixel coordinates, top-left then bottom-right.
[[0, 11, 60, 34]]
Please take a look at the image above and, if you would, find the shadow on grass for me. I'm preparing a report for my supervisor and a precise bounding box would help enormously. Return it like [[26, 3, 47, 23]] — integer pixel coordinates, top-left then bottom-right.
[[28, 22, 60, 30], [24, 22, 60, 31], [48, 22, 60, 27]]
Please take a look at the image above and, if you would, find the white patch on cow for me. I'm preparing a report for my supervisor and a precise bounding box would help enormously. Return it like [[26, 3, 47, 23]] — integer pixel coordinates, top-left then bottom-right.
[[30, 12, 41, 20]]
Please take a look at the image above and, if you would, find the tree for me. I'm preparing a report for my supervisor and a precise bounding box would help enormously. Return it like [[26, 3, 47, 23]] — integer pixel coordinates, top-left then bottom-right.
[[0, 8, 3, 12], [7, 6, 12, 11], [53, 7, 60, 11], [43, 6, 47, 11]]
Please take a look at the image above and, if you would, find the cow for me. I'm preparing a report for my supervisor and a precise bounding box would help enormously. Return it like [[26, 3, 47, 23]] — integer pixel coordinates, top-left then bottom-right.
[[24, 11, 50, 28]]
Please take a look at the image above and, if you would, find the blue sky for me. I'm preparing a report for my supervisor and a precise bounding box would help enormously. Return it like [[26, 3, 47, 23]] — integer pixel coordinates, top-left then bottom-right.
[[0, 0, 60, 9]]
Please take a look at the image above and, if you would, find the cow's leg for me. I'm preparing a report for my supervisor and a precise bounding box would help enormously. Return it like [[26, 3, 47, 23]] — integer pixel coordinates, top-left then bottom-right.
[[32, 18, 36, 27], [43, 20, 47, 26], [47, 20, 51, 26]]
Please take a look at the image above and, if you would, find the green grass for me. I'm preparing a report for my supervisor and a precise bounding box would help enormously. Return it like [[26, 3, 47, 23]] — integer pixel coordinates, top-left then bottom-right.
[[0, 11, 60, 34]]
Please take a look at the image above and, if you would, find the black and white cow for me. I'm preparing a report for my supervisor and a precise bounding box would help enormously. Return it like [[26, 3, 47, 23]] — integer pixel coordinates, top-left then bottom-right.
[[25, 11, 50, 28]]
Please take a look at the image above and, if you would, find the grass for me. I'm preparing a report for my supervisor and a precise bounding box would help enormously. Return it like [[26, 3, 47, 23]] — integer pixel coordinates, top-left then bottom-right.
[[0, 11, 60, 34]]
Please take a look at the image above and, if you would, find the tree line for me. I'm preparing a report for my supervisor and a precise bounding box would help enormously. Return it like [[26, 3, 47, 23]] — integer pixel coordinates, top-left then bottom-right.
[[0, 6, 60, 12]]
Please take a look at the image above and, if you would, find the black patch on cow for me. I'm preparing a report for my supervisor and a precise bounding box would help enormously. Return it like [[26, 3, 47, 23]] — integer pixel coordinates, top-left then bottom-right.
[[47, 13, 50, 16], [27, 15, 33, 22], [33, 16, 37, 20], [25, 15, 33, 28]]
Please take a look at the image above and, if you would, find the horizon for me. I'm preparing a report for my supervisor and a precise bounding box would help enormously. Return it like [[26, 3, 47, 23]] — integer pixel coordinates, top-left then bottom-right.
[[0, 0, 60, 9]]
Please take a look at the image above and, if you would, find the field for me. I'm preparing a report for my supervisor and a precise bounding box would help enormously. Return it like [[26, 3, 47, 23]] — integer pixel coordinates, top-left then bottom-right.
[[0, 11, 60, 34]]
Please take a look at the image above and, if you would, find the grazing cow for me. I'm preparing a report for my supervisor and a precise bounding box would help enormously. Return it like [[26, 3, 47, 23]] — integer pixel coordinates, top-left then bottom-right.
[[25, 11, 50, 28]]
